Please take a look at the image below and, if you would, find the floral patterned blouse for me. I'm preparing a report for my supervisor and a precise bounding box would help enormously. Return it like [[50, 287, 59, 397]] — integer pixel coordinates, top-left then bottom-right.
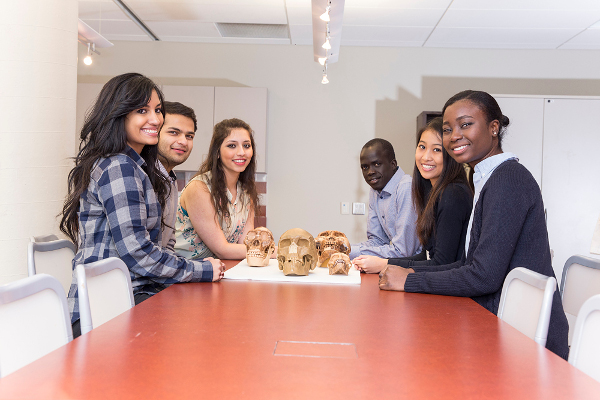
[[174, 172, 250, 259]]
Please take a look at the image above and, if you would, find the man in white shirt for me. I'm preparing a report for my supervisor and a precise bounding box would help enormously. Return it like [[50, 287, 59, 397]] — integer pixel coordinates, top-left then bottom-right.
[[157, 101, 197, 250]]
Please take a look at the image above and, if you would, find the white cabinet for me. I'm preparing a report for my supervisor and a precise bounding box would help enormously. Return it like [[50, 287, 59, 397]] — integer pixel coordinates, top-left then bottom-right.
[[494, 96, 545, 186], [76, 84, 268, 173], [160, 86, 215, 172], [495, 96, 600, 282], [213, 87, 268, 173]]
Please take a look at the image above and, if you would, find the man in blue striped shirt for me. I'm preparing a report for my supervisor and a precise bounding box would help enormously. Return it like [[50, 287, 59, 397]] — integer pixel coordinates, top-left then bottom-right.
[[349, 139, 421, 260]]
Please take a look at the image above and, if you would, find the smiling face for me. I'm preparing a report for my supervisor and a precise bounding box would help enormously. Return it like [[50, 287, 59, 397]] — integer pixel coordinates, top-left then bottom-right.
[[125, 90, 163, 154], [219, 128, 253, 177], [442, 99, 501, 168], [415, 128, 444, 187], [158, 113, 195, 172], [360, 144, 397, 191]]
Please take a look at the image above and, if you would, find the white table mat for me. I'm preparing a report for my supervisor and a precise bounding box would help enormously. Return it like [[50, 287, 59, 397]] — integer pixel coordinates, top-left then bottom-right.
[[224, 259, 361, 285]]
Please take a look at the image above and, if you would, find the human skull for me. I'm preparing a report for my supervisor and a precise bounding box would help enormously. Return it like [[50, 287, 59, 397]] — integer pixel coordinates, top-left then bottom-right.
[[314, 230, 350, 268], [328, 253, 351, 275], [244, 227, 275, 267], [277, 228, 317, 276]]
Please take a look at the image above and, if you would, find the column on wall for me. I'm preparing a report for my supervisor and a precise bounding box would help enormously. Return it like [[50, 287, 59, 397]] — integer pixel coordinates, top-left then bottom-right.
[[0, 0, 78, 284]]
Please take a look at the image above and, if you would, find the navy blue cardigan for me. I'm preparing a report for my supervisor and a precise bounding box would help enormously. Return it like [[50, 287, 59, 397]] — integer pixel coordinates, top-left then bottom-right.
[[404, 160, 569, 359]]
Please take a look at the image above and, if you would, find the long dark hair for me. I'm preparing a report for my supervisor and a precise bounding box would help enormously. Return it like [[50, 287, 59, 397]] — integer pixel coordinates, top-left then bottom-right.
[[195, 118, 260, 227], [412, 117, 471, 246], [60, 73, 170, 245]]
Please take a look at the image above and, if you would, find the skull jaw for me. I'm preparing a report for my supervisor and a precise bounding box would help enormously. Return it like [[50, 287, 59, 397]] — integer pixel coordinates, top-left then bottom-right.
[[281, 257, 312, 276], [246, 248, 273, 267], [328, 254, 351, 275], [317, 248, 337, 268]]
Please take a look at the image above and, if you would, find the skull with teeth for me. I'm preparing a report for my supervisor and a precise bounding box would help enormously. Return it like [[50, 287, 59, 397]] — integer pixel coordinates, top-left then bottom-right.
[[328, 253, 351, 275], [244, 227, 275, 267], [277, 228, 317, 276], [314, 230, 351, 268]]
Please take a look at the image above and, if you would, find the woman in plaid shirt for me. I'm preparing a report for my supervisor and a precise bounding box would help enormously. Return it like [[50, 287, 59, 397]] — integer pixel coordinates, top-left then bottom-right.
[[60, 73, 224, 336]]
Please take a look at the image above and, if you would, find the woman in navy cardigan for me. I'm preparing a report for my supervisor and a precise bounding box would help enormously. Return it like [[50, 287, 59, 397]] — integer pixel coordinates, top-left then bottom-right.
[[379, 90, 569, 360]]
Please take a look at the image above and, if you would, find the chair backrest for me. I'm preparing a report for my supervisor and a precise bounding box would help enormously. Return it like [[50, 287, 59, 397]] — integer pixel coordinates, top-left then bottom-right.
[[0, 274, 73, 377], [76, 258, 135, 335], [27, 240, 76, 296], [568, 294, 600, 382], [30, 234, 59, 243], [560, 255, 600, 345], [497, 267, 556, 347]]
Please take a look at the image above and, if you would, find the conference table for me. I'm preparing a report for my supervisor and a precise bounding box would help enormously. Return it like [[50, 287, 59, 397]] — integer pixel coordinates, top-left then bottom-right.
[[1, 260, 599, 399]]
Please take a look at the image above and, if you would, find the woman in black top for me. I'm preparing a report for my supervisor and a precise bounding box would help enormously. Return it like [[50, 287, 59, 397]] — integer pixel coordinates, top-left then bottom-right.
[[353, 117, 473, 273]]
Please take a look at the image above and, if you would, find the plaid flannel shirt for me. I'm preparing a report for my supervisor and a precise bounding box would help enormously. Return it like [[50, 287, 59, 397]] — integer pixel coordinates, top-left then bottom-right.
[[68, 147, 213, 323]]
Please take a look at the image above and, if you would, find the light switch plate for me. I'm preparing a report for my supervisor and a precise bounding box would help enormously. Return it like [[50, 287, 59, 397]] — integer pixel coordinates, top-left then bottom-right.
[[341, 202, 350, 215], [352, 203, 366, 215]]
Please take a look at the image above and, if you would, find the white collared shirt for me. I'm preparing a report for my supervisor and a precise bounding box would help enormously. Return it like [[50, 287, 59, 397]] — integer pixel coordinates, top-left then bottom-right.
[[465, 152, 518, 255]]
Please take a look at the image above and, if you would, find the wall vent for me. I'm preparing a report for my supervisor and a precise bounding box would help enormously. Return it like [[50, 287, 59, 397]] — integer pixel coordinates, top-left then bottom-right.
[[216, 23, 289, 39]]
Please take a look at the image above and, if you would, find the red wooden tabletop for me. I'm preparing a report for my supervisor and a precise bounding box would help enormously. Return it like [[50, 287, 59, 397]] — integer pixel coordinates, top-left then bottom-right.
[[0, 260, 599, 399]]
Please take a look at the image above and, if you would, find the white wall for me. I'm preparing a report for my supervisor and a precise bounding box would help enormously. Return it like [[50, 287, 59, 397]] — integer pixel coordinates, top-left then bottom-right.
[[1, 0, 78, 284], [77, 42, 600, 246]]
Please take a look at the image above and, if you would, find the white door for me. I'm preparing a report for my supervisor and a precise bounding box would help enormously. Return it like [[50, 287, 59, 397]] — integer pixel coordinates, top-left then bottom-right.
[[542, 98, 600, 282], [494, 96, 545, 187]]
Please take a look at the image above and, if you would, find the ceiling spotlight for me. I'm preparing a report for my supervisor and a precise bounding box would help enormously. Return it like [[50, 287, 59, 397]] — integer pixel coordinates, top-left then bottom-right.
[[320, 6, 331, 22], [318, 57, 327, 65], [83, 42, 93, 66], [321, 74, 329, 84], [322, 38, 331, 50]]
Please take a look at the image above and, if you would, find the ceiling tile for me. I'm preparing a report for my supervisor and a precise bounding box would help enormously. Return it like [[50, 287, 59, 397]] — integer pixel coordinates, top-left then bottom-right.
[[343, 8, 445, 26], [289, 24, 313, 45], [343, 39, 425, 47], [450, 0, 600, 11], [286, 6, 312, 25], [78, 1, 102, 20], [95, 20, 149, 36], [427, 27, 582, 47], [160, 36, 290, 45], [341, 26, 432, 42], [146, 21, 220, 38], [127, 2, 287, 24], [81, 19, 101, 32], [560, 28, 600, 49], [285, 0, 311, 6], [424, 41, 559, 49], [77, 0, 600, 49], [79, 1, 130, 20], [439, 9, 600, 29], [98, 2, 131, 20], [102, 34, 152, 42], [344, 0, 451, 9]]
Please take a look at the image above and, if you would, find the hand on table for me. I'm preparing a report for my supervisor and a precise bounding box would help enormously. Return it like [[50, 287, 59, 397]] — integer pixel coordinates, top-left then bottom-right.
[[378, 265, 414, 291], [206, 257, 225, 281], [352, 255, 388, 274]]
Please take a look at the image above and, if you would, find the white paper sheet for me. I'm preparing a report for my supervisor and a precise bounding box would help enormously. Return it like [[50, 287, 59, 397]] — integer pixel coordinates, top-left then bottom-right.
[[224, 259, 361, 285]]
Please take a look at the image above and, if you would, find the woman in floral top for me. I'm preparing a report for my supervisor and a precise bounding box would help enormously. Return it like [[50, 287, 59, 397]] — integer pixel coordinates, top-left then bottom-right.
[[174, 118, 261, 260]]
